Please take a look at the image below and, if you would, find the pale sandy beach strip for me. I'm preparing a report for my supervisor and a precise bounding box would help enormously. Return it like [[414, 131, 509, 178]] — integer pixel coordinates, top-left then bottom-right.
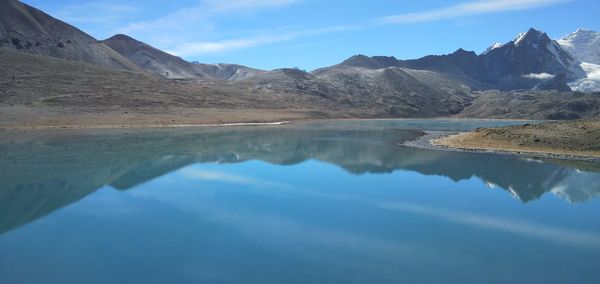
[[0, 121, 292, 131], [402, 131, 600, 163]]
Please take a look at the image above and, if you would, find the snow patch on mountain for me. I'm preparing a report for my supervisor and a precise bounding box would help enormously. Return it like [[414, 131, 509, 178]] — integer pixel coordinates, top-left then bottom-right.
[[558, 29, 600, 65], [514, 32, 528, 45], [482, 42, 504, 54], [513, 28, 545, 47], [550, 169, 600, 203], [558, 29, 600, 92], [568, 62, 600, 92]]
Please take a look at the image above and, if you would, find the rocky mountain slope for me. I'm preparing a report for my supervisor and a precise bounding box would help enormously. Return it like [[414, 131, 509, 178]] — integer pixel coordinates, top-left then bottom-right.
[[0, 47, 361, 127], [103, 34, 265, 80], [315, 49, 489, 91], [1, 0, 600, 126], [191, 62, 266, 81], [458, 90, 600, 120], [480, 28, 584, 90], [236, 66, 473, 117], [0, 47, 468, 128], [316, 29, 586, 91], [315, 66, 472, 116], [0, 0, 141, 71], [102, 34, 202, 79], [5, 45, 597, 129]]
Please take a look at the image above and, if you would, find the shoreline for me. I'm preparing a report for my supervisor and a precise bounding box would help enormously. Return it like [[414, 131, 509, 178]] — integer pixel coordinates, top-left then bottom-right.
[[402, 131, 600, 163], [0, 121, 293, 131], [3, 116, 598, 162], [0, 117, 539, 132]]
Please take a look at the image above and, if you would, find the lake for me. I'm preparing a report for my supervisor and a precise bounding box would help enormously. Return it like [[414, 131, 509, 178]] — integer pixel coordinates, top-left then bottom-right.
[[1, 119, 599, 283]]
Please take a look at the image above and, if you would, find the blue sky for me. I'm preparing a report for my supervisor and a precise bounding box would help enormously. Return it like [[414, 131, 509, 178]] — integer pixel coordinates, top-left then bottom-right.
[[22, 0, 600, 70]]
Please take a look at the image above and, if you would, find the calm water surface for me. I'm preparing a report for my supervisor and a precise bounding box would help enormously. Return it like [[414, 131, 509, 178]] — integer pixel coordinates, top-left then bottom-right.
[[1, 119, 599, 283]]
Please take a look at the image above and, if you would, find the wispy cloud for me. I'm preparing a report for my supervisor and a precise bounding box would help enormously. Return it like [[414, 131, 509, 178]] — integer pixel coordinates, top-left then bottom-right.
[[378, 0, 571, 24], [163, 0, 569, 57], [31, 1, 141, 39], [179, 167, 289, 188], [129, 185, 433, 261], [113, 0, 570, 58], [118, 0, 300, 41], [52, 2, 138, 25], [167, 35, 294, 56], [375, 202, 600, 249], [167, 25, 357, 56], [202, 0, 299, 13]]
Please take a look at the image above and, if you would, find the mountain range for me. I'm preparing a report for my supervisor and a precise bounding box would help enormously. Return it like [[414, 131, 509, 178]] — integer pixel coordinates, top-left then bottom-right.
[[315, 28, 593, 92], [99, 27, 600, 93], [0, 0, 141, 71], [102, 34, 265, 81], [1, 0, 600, 126]]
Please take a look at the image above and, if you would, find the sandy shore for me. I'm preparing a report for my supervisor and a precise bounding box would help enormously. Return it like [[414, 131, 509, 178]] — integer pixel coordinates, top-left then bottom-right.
[[402, 131, 600, 162], [425, 120, 600, 162], [0, 106, 341, 130], [434, 133, 600, 161]]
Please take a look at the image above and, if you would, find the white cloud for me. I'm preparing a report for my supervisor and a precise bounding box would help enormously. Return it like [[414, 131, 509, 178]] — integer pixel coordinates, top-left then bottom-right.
[[31, 1, 141, 39], [167, 35, 292, 56], [181, 168, 261, 185], [167, 25, 356, 56], [375, 202, 600, 249], [202, 0, 299, 13], [179, 168, 289, 188], [378, 0, 571, 24], [52, 2, 138, 25], [114, 0, 570, 58], [522, 73, 555, 80], [118, 0, 299, 36]]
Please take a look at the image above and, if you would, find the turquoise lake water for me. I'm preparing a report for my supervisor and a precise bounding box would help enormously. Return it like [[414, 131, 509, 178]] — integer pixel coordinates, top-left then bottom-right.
[[1, 119, 599, 283]]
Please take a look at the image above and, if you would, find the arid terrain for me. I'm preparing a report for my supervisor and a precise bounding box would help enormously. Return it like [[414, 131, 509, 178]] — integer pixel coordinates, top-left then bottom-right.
[[0, 48, 360, 129], [3, 0, 600, 130], [3, 47, 600, 129], [435, 119, 600, 159], [2, 0, 600, 165]]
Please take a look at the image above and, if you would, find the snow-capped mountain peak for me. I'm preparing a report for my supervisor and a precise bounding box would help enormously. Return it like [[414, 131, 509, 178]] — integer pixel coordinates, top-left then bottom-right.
[[558, 28, 600, 64], [514, 32, 527, 45], [513, 28, 547, 46], [557, 28, 600, 92], [482, 42, 504, 54], [477, 28, 586, 90]]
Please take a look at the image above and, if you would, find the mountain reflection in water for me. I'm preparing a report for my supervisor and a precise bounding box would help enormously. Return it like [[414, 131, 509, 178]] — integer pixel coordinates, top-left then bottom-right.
[[1, 120, 599, 235]]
